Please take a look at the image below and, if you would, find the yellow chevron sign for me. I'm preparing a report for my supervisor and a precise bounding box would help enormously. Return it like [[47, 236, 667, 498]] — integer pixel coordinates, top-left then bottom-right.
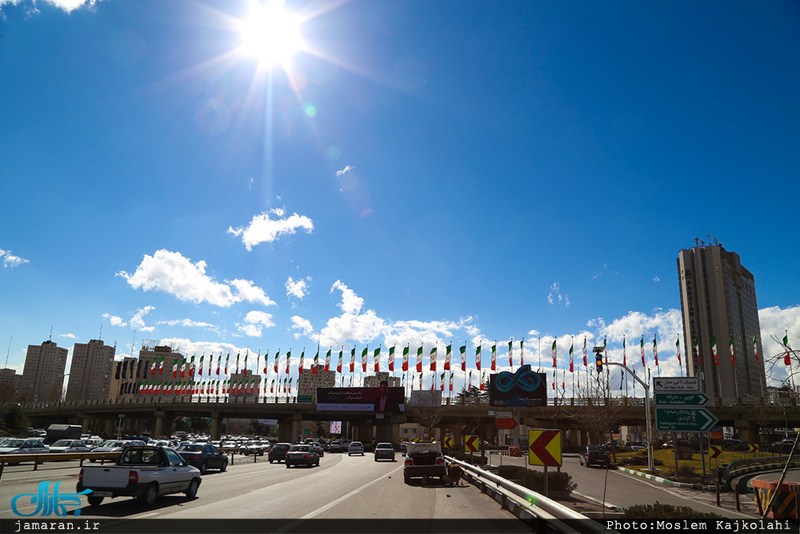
[[749, 444, 759, 453], [443, 437, 453, 448]]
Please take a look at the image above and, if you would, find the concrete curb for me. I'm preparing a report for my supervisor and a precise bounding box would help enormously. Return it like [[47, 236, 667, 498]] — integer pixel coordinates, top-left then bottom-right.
[[572, 490, 623, 511], [614, 465, 696, 488]]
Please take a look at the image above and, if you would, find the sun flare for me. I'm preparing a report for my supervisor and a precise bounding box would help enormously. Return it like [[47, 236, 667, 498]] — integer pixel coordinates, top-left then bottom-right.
[[237, 1, 304, 68]]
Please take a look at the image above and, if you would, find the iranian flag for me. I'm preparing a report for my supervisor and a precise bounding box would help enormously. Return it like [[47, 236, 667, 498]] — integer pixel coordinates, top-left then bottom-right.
[[217, 354, 222, 375], [569, 343, 574, 372], [460, 345, 466, 372], [159, 355, 165, 375], [783, 334, 792, 366], [623, 336, 627, 366], [337, 350, 343, 373], [274, 350, 279, 373], [440, 372, 445, 391], [314, 349, 320, 374], [712, 336, 719, 366], [729, 337, 735, 365], [224, 354, 229, 375], [402, 346, 409, 372], [430, 346, 437, 371], [374, 347, 380, 373], [480, 371, 485, 391], [675, 337, 681, 367], [235, 353, 240, 374], [475, 345, 481, 371], [325, 349, 331, 372], [361, 347, 368, 372], [198, 355, 204, 376], [551, 340, 557, 368], [519, 339, 524, 366], [299, 350, 304, 374], [181, 357, 186, 378], [285, 351, 291, 374], [653, 338, 658, 366], [173, 357, 179, 378], [640, 336, 645, 366], [150, 358, 156, 376], [583, 337, 587, 367], [388, 346, 395, 372], [449, 372, 454, 392], [491, 344, 496, 371], [752, 336, 759, 363], [507, 340, 512, 367], [444, 344, 451, 371], [416, 347, 422, 373], [350, 347, 355, 373]]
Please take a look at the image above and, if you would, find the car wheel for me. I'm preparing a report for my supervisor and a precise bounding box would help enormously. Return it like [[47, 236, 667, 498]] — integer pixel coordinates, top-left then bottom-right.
[[269, 459, 273, 464], [185, 479, 199, 499], [374, 456, 378, 462], [87, 495, 104, 507], [138, 484, 158, 507], [220, 460, 228, 472], [200, 462, 207, 475], [404, 474, 411, 484], [286, 463, 292, 468]]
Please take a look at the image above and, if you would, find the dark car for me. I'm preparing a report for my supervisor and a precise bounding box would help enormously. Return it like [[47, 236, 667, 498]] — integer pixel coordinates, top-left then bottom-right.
[[177, 443, 228, 474], [285, 444, 319, 468], [373, 442, 396, 462], [268, 442, 292, 463], [403, 442, 447, 484], [579, 445, 610, 468]]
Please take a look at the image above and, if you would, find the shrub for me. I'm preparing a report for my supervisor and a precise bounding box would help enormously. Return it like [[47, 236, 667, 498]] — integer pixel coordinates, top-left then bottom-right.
[[624, 502, 724, 519], [496, 465, 576, 494], [675, 445, 695, 460]]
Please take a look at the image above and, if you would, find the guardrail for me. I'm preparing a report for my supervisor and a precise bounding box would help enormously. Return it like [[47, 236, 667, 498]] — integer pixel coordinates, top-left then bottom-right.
[[0, 451, 122, 480], [445, 456, 607, 533], [721, 456, 800, 490]]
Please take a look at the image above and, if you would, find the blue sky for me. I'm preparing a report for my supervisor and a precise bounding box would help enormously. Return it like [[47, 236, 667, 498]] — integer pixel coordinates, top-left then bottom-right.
[[1, 0, 799, 393]]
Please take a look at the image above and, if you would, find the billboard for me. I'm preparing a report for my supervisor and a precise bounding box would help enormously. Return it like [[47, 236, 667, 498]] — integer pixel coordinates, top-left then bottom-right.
[[489, 365, 546, 407], [329, 421, 342, 434], [317, 387, 405, 414]]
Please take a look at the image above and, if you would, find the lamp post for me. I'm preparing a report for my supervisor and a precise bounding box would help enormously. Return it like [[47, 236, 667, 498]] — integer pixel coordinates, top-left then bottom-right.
[[606, 361, 654, 473], [117, 413, 126, 440]]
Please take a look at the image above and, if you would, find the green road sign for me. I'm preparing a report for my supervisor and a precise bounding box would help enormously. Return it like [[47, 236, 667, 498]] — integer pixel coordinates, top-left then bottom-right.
[[654, 392, 710, 406], [656, 407, 719, 432]]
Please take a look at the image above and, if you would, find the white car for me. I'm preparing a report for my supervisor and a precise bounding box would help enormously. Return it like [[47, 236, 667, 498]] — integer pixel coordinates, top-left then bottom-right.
[[347, 441, 365, 456], [0, 438, 50, 455], [48, 440, 93, 453]]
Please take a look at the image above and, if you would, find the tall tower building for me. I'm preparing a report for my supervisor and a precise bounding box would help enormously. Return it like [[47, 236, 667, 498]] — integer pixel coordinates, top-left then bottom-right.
[[65, 339, 116, 402], [21, 340, 68, 403], [297, 365, 336, 402], [677, 243, 766, 398]]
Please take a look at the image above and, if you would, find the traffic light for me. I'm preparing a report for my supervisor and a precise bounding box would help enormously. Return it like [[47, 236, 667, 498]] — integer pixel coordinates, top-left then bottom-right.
[[595, 353, 603, 373]]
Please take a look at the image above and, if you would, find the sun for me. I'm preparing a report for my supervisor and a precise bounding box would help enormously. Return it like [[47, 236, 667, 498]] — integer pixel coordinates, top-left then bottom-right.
[[237, 1, 304, 68]]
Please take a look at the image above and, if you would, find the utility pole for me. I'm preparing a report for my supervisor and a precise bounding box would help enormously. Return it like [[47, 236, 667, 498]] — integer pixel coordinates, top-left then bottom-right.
[[606, 361, 654, 473]]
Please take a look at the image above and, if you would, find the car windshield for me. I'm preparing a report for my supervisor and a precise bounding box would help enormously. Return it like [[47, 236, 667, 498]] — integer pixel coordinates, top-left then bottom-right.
[[587, 446, 603, 452], [350, 442, 362, 447], [2, 439, 24, 447], [51, 440, 71, 447], [179, 444, 203, 452], [290, 445, 309, 452], [376, 443, 393, 449]]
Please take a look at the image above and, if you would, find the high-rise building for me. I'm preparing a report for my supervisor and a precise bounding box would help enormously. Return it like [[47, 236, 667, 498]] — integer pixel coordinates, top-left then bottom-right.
[[677, 243, 767, 398], [110, 356, 141, 401], [0, 368, 22, 399], [65, 339, 116, 402], [364, 372, 402, 388], [21, 340, 68, 403], [297, 365, 336, 402]]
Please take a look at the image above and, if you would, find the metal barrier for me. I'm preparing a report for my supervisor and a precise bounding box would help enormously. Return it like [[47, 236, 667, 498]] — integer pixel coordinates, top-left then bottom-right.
[[445, 456, 607, 533], [0, 451, 122, 481]]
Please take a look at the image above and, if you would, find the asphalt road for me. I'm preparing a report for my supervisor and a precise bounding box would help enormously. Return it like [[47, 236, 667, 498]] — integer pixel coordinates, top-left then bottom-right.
[[1, 453, 530, 532]]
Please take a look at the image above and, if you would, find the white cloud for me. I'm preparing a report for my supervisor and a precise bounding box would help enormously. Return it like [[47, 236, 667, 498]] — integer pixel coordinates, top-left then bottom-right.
[[336, 165, 356, 176], [547, 282, 570, 307], [0, 248, 29, 268], [653, 276, 661, 282], [291, 316, 314, 339], [759, 305, 800, 386], [227, 209, 313, 251], [331, 280, 363, 315], [117, 249, 274, 308], [236, 310, 275, 337], [60, 333, 76, 339], [103, 313, 127, 327], [151, 338, 255, 362], [157, 319, 216, 329], [130, 306, 155, 332], [0, 0, 103, 13], [229, 279, 277, 307], [286, 276, 311, 300]]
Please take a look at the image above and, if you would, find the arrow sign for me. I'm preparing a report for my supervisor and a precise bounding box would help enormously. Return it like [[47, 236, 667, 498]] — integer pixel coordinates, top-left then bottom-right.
[[656, 407, 719, 432], [654, 392, 710, 406], [443, 437, 453, 448], [528, 429, 561, 467], [465, 435, 480, 452], [653, 377, 701, 392], [749, 444, 759, 453], [709, 446, 722, 459], [496, 418, 519, 430]]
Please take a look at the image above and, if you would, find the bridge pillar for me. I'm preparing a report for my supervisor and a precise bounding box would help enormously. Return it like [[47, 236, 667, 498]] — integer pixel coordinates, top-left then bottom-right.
[[277, 419, 293, 442], [153, 410, 167, 438], [210, 412, 222, 441], [734, 419, 759, 444]]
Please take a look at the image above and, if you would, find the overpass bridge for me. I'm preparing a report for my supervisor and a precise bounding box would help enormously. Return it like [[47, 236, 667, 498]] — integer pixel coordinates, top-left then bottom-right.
[[21, 394, 799, 445]]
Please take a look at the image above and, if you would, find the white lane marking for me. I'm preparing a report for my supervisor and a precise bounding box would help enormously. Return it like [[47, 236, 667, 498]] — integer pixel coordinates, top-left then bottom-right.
[[270, 464, 404, 532]]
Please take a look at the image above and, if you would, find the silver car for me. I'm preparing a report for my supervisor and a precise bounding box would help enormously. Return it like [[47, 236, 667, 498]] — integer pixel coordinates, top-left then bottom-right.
[[347, 441, 365, 456], [48, 439, 92, 453]]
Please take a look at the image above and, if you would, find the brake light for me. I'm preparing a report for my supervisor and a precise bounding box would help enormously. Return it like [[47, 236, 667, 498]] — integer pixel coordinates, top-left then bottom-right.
[[404, 459, 414, 466], [128, 471, 138, 484], [304, 454, 310, 458], [436, 458, 446, 465]]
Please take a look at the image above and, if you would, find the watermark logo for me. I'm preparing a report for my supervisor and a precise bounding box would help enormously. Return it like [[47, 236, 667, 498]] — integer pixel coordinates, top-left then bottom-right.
[[11, 481, 91, 517]]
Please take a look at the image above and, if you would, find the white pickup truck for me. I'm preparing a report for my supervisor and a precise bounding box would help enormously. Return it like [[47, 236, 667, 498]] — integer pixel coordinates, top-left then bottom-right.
[[77, 445, 201, 507]]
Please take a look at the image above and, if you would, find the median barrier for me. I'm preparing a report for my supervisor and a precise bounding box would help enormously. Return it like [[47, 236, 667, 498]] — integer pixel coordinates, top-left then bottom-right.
[[0, 451, 121, 480]]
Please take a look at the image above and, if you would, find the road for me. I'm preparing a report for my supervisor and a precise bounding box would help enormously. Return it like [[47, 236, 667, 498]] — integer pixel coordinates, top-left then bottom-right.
[[1, 453, 530, 533], [485, 451, 759, 518]]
